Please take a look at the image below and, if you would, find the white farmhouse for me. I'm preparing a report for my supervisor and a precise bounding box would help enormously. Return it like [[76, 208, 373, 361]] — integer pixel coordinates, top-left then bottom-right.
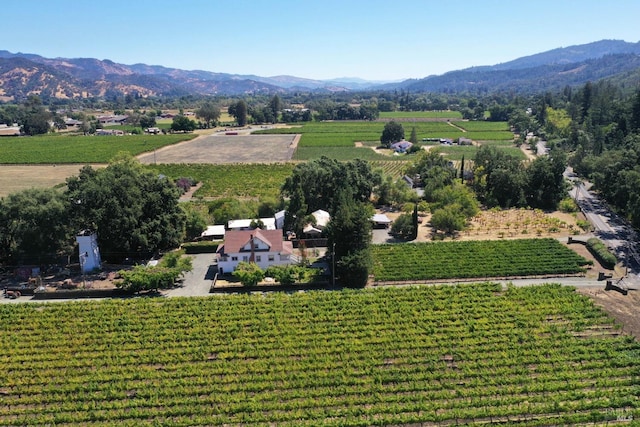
[[216, 229, 295, 274]]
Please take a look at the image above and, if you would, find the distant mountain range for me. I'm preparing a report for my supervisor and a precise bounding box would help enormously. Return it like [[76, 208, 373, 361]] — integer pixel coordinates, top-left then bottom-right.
[[1, 39, 639, 101]]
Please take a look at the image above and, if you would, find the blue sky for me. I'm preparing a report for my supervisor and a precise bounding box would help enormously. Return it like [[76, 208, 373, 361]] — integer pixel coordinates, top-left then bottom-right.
[[4, 0, 640, 81]]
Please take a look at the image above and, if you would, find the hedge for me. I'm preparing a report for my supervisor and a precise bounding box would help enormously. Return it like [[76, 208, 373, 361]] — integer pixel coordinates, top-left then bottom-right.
[[182, 241, 220, 254], [586, 237, 617, 269]]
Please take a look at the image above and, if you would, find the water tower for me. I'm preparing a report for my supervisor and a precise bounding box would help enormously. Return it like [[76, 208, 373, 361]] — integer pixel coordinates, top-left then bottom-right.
[[76, 230, 101, 273]]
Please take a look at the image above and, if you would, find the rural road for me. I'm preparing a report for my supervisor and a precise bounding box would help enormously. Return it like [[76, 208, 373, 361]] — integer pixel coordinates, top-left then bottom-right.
[[569, 173, 640, 288]]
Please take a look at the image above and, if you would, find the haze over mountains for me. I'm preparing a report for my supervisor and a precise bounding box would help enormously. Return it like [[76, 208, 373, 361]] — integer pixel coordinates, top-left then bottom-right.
[[0, 39, 639, 101]]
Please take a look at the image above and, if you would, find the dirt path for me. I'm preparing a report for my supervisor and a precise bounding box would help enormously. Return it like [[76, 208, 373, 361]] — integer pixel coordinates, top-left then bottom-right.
[[448, 122, 467, 132]]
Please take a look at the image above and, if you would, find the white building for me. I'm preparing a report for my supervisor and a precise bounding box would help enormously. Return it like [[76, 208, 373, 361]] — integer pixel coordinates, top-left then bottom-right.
[[227, 218, 276, 231], [76, 230, 102, 273], [216, 229, 295, 274]]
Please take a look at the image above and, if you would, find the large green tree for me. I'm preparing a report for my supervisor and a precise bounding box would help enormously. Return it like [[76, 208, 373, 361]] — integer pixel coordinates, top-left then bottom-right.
[[281, 157, 381, 219], [380, 120, 404, 147], [65, 156, 186, 262], [325, 189, 373, 287], [228, 100, 248, 126], [0, 188, 73, 265], [170, 115, 197, 132], [196, 102, 221, 128], [21, 95, 50, 136]]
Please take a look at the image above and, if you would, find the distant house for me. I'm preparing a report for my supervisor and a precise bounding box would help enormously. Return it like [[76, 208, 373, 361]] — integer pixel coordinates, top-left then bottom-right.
[[0, 124, 20, 136], [216, 229, 295, 273], [390, 140, 413, 153], [96, 129, 124, 136], [227, 218, 276, 231], [97, 115, 128, 125], [303, 209, 331, 237], [64, 118, 83, 127]]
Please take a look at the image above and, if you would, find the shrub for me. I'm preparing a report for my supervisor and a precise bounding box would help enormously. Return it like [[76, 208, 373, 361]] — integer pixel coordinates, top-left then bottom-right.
[[182, 241, 220, 254], [390, 213, 416, 240], [559, 198, 579, 213], [586, 238, 617, 269]]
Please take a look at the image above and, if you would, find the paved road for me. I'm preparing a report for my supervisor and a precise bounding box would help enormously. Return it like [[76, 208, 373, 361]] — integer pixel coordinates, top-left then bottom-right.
[[569, 174, 640, 288]]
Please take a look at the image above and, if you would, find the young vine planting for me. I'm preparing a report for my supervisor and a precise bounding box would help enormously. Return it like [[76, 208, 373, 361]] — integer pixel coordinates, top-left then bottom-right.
[[372, 238, 591, 282]]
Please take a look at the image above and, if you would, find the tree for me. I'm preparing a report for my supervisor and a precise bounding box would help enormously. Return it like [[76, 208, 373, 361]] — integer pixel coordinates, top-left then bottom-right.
[[268, 95, 282, 123], [525, 148, 567, 209], [0, 188, 73, 265], [380, 120, 404, 147], [195, 102, 221, 128], [228, 100, 248, 126], [265, 264, 300, 285], [170, 115, 197, 132], [139, 114, 156, 130], [65, 155, 186, 262], [21, 95, 50, 135], [117, 252, 192, 293], [233, 261, 264, 287], [430, 205, 467, 235], [325, 189, 373, 287], [409, 127, 418, 144], [281, 157, 381, 217], [390, 213, 415, 240], [183, 206, 207, 241]]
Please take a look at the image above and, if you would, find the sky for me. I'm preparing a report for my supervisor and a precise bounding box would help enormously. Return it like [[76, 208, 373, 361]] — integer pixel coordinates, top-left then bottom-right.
[[4, 0, 640, 81]]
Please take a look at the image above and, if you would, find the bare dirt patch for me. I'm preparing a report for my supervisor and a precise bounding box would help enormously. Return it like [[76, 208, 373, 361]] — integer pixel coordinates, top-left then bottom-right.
[[137, 133, 298, 164], [0, 164, 106, 198], [578, 286, 640, 339]]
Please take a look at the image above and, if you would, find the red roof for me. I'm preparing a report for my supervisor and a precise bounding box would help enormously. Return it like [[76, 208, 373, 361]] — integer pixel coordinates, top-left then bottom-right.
[[218, 229, 292, 255]]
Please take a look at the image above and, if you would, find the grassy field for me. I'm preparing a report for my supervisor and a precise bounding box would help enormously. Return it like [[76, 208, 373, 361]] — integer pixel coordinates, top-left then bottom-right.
[[0, 284, 638, 426], [0, 134, 197, 164]]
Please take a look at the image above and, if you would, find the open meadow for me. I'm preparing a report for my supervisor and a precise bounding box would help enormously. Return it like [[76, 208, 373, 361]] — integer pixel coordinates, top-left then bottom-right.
[[1, 284, 638, 426]]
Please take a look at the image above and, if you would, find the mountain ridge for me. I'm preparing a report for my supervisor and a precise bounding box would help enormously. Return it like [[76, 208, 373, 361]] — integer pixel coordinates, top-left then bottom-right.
[[1, 39, 639, 100]]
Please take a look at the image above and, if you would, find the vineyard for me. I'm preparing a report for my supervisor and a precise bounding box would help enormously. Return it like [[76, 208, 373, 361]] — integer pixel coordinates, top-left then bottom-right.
[[0, 134, 196, 164], [0, 284, 638, 426], [372, 238, 591, 282], [147, 163, 294, 200]]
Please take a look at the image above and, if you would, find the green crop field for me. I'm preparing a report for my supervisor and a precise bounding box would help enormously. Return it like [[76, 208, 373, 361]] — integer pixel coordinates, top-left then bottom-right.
[[372, 238, 591, 282], [455, 121, 510, 132], [0, 134, 197, 164], [0, 284, 638, 426], [436, 145, 525, 161], [293, 146, 403, 161], [379, 110, 463, 119], [148, 163, 294, 200]]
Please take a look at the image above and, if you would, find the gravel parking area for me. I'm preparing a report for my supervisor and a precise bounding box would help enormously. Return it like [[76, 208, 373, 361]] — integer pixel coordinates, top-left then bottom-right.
[[163, 253, 218, 297]]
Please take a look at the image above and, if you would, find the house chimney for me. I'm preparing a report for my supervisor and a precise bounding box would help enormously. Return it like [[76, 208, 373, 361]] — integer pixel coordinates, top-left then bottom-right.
[[249, 234, 255, 263]]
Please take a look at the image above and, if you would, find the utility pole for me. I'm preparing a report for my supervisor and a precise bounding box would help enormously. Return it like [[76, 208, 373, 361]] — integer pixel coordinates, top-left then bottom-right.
[[332, 242, 336, 287]]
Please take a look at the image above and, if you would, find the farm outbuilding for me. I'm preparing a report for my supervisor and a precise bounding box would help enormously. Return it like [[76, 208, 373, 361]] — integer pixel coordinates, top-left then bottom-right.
[[372, 213, 392, 228], [200, 225, 226, 240]]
